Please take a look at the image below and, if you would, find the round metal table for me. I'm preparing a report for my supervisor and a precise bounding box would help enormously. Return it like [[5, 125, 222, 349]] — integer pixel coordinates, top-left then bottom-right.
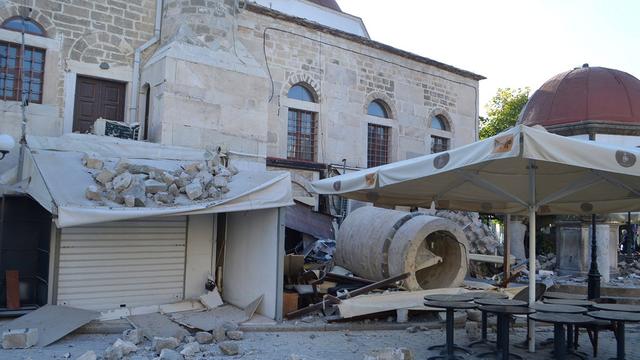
[[476, 305, 534, 360], [543, 291, 588, 300], [470, 298, 527, 350], [424, 300, 477, 360], [542, 298, 595, 307], [471, 292, 509, 300], [588, 310, 640, 360], [424, 294, 475, 302], [592, 303, 640, 313], [529, 312, 593, 360], [534, 303, 588, 314]]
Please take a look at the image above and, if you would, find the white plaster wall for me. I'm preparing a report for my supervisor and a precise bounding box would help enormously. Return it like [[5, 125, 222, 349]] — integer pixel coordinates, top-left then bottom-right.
[[184, 214, 216, 299], [251, 0, 369, 37], [223, 208, 280, 319]]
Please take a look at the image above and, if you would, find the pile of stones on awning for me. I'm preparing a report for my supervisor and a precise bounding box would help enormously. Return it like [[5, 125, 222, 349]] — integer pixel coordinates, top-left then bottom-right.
[[83, 150, 238, 207]]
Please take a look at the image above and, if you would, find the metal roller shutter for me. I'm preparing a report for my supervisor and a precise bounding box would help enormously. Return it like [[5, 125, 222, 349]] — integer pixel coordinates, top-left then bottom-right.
[[56, 217, 186, 311]]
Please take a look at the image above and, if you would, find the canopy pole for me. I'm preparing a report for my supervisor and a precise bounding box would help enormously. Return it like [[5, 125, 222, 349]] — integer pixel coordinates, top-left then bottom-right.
[[528, 160, 536, 353], [502, 213, 511, 287]]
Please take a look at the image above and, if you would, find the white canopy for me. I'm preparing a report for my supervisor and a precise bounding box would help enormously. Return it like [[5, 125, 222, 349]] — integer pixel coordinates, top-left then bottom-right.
[[10, 134, 293, 228], [312, 124, 640, 352], [312, 125, 640, 215]]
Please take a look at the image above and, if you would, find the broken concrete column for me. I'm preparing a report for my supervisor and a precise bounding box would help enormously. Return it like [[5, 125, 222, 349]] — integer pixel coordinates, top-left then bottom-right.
[[2, 328, 38, 349], [336, 207, 469, 290], [509, 219, 527, 262]]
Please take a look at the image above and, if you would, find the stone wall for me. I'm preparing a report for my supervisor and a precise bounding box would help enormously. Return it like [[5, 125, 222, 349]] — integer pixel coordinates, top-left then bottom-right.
[[0, 0, 156, 143]]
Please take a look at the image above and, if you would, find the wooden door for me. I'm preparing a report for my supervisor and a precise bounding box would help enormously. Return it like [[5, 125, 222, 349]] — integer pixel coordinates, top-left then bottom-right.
[[73, 76, 125, 133]]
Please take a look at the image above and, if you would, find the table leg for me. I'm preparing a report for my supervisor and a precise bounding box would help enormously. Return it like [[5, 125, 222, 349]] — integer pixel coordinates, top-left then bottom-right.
[[446, 308, 454, 357], [554, 323, 567, 360], [500, 314, 510, 360], [616, 321, 625, 360], [567, 324, 573, 349]]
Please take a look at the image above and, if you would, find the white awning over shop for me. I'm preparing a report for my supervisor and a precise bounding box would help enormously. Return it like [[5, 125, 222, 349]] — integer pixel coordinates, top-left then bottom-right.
[[12, 134, 293, 227]]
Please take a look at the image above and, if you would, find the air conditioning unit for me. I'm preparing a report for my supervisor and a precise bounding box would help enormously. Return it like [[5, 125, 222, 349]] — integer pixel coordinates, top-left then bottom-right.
[[92, 118, 140, 140]]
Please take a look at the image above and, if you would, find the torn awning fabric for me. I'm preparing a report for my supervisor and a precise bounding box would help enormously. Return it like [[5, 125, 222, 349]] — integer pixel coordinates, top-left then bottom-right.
[[12, 134, 293, 228]]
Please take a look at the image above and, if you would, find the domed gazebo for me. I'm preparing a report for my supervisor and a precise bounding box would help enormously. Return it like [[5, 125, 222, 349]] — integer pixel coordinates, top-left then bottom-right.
[[516, 64, 640, 283], [518, 64, 640, 139]]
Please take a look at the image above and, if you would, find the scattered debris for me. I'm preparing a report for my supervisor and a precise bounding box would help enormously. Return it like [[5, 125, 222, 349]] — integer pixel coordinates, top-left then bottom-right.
[[200, 289, 224, 310], [128, 313, 189, 342], [226, 330, 244, 340], [122, 328, 144, 345], [0, 305, 98, 347], [159, 348, 182, 360], [75, 350, 97, 360], [180, 341, 201, 356], [195, 331, 213, 344], [1, 328, 38, 349], [305, 239, 337, 263], [363, 348, 414, 360]]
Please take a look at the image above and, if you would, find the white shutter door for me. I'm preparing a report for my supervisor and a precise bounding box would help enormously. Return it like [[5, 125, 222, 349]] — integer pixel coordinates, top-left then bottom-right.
[[57, 217, 186, 311]]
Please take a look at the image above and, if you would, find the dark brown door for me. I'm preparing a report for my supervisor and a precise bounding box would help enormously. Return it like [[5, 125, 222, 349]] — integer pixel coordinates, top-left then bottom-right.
[[73, 76, 125, 133]]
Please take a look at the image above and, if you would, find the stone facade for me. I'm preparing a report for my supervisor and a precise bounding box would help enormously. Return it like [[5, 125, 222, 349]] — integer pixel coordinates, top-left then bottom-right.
[[0, 0, 482, 200]]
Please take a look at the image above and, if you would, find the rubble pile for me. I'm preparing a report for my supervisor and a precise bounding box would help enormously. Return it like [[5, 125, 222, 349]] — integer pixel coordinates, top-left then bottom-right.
[[618, 258, 640, 277], [427, 210, 500, 255], [81, 150, 238, 207], [537, 253, 557, 271]]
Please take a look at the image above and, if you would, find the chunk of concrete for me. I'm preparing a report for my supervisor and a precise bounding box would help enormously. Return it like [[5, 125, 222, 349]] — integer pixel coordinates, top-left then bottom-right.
[[159, 348, 183, 360], [152, 336, 179, 354], [112, 338, 137, 355], [194, 331, 213, 344], [95, 169, 115, 185], [82, 153, 103, 170], [113, 172, 133, 192], [123, 328, 144, 345], [212, 176, 228, 188], [214, 165, 231, 177], [175, 172, 192, 188], [363, 348, 413, 360], [218, 341, 240, 356], [2, 328, 38, 349], [168, 183, 180, 196], [180, 342, 200, 356], [196, 170, 214, 187], [226, 330, 243, 341], [85, 185, 102, 201], [122, 178, 146, 207], [145, 179, 168, 194], [199, 290, 223, 310], [212, 325, 226, 342], [115, 158, 130, 174], [186, 182, 203, 200], [75, 350, 97, 360], [183, 163, 199, 175], [103, 344, 123, 360], [124, 195, 136, 207], [154, 191, 175, 205], [161, 172, 176, 186]]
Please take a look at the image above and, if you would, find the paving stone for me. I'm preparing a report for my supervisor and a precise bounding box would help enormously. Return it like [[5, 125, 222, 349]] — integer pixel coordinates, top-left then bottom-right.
[[2, 328, 38, 349]]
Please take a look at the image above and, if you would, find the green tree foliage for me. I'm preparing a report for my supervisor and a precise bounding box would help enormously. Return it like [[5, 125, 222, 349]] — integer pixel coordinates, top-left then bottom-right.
[[479, 87, 530, 139]]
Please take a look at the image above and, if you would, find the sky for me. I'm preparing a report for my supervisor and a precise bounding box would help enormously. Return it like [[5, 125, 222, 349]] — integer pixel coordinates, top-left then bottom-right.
[[338, 0, 640, 116]]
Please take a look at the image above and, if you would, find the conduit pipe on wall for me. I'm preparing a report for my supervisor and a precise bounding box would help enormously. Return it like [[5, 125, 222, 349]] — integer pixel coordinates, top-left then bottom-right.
[[129, 0, 163, 126]]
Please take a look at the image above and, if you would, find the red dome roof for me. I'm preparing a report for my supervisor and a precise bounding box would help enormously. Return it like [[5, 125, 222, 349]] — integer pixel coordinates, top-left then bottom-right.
[[518, 66, 640, 128]]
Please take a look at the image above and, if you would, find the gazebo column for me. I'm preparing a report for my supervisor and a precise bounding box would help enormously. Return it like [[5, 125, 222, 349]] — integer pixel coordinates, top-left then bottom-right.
[[587, 214, 601, 300]]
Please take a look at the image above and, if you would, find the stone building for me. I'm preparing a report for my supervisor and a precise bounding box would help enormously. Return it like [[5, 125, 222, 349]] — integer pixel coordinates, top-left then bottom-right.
[[518, 64, 640, 281], [0, 0, 483, 238]]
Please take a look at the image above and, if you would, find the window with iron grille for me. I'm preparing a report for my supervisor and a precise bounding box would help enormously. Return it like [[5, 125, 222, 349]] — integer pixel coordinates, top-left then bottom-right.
[[287, 109, 316, 161], [0, 41, 45, 104], [431, 135, 449, 154], [367, 124, 390, 167]]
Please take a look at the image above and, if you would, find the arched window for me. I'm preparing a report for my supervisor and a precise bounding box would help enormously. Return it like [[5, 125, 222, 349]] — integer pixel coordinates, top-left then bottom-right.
[[367, 100, 389, 118], [1, 17, 46, 37], [431, 114, 448, 131], [287, 83, 317, 161], [287, 84, 315, 102]]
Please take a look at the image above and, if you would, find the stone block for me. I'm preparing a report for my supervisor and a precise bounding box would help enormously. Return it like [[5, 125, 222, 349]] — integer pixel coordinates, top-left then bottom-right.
[[196, 170, 214, 187], [85, 185, 102, 201], [113, 171, 133, 192], [186, 181, 203, 200], [218, 341, 239, 356], [195, 331, 213, 344], [168, 183, 180, 196], [180, 341, 200, 356], [159, 348, 182, 360], [145, 179, 168, 193], [82, 153, 104, 170], [183, 163, 199, 175], [154, 191, 175, 204], [2, 328, 38, 349], [122, 328, 144, 345], [112, 338, 137, 355], [95, 169, 115, 185], [162, 172, 176, 186], [226, 330, 243, 340], [153, 336, 179, 354], [124, 195, 136, 207], [212, 175, 228, 188]]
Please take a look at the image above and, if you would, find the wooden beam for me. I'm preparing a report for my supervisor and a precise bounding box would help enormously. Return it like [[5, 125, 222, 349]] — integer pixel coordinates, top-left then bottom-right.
[[6, 270, 20, 310], [468, 253, 516, 264]]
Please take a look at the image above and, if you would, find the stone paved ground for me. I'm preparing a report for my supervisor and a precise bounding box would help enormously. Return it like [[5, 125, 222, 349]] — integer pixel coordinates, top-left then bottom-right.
[[1, 323, 638, 359]]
